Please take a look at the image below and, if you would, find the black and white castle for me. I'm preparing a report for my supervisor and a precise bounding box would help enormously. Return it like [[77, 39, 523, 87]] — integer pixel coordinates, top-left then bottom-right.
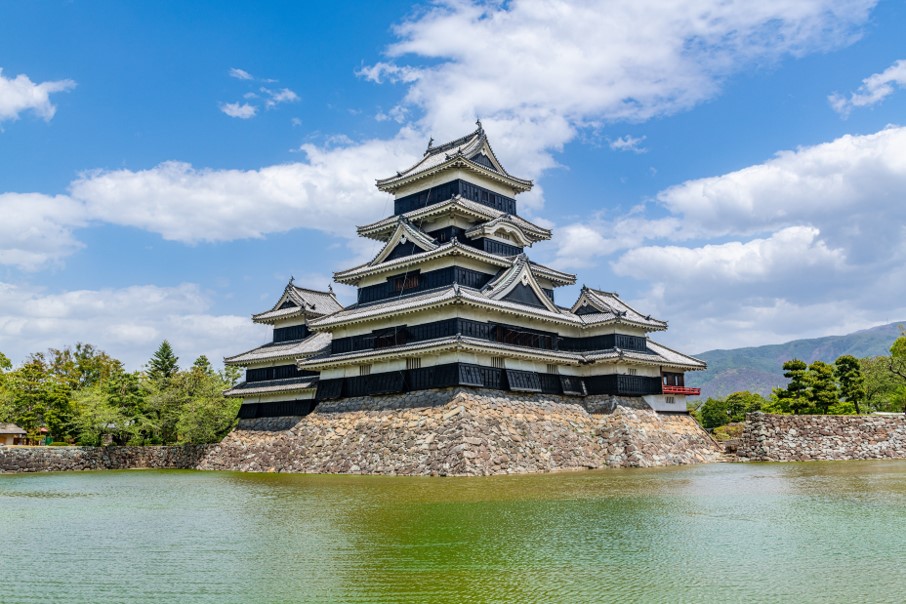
[[226, 123, 703, 419]]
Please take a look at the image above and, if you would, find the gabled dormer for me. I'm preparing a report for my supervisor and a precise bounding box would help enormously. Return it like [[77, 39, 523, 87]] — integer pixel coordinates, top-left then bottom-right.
[[465, 214, 537, 248], [252, 280, 343, 326], [571, 287, 667, 331], [370, 217, 439, 265], [376, 122, 533, 198], [357, 195, 552, 242], [482, 255, 560, 312]]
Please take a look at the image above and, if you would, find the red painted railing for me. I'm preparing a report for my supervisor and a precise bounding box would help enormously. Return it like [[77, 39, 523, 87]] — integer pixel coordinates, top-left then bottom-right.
[[662, 385, 701, 396]]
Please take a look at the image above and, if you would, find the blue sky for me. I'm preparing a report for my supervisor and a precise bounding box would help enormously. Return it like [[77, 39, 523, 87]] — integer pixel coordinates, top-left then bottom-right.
[[2, 0, 906, 369]]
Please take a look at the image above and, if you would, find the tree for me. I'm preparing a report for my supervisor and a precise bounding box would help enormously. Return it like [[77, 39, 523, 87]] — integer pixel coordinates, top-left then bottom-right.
[[175, 362, 239, 443], [807, 360, 839, 415], [890, 333, 906, 383], [148, 340, 179, 382], [725, 391, 766, 419], [693, 391, 765, 431], [861, 356, 899, 413], [835, 355, 866, 414], [775, 359, 811, 414]]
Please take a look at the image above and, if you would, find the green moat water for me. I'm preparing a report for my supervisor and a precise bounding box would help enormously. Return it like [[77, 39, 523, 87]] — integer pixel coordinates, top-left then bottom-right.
[[2, 461, 905, 603]]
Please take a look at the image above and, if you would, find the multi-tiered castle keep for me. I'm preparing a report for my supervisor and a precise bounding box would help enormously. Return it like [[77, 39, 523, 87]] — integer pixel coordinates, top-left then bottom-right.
[[226, 123, 704, 420]]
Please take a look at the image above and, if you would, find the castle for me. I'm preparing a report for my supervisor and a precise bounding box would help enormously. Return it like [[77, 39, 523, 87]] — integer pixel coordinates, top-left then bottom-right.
[[225, 123, 703, 419]]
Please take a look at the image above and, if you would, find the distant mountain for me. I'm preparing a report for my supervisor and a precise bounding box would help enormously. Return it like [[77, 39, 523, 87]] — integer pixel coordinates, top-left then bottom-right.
[[685, 321, 905, 400]]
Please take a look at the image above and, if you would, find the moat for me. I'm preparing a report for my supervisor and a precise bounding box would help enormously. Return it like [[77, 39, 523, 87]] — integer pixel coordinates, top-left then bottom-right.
[[2, 461, 905, 603]]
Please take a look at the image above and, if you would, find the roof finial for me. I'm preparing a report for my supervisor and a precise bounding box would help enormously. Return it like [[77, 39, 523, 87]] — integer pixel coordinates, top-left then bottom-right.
[[328, 283, 334, 294], [289, 275, 295, 286], [475, 117, 483, 132], [426, 137, 434, 152]]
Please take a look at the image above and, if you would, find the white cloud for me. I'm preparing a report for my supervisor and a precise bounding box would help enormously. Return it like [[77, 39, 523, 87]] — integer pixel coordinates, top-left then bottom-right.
[[829, 58, 906, 115], [69, 130, 425, 243], [365, 0, 875, 180], [229, 67, 254, 80], [0, 193, 86, 270], [0, 68, 76, 123], [576, 125, 906, 351], [262, 87, 299, 108], [0, 282, 266, 370], [656, 126, 906, 259], [609, 135, 647, 153], [220, 102, 258, 119], [613, 226, 846, 288]]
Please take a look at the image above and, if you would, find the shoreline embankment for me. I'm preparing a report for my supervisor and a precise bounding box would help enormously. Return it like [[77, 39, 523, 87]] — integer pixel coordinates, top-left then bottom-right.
[[5, 392, 906, 475]]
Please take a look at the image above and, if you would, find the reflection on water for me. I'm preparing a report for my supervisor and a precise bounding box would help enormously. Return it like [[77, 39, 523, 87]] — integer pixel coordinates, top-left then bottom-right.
[[2, 462, 905, 603]]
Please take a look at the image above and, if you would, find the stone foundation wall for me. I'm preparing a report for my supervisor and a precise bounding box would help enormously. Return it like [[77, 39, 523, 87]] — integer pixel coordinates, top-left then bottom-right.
[[0, 445, 211, 473], [0, 390, 724, 476], [737, 412, 906, 462], [197, 388, 724, 475]]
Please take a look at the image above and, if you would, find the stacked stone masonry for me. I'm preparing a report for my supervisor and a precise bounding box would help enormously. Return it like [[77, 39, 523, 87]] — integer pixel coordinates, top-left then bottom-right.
[[0, 445, 211, 473], [198, 388, 724, 475], [737, 411, 906, 462], [1, 389, 724, 475]]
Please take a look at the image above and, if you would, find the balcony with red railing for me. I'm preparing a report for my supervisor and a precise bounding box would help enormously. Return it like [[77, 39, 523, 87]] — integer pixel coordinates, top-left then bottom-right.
[[662, 384, 701, 396]]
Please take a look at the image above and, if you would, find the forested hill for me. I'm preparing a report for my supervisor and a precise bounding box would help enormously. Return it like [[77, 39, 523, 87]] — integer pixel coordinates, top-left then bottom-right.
[[685, 321, 905, 400]]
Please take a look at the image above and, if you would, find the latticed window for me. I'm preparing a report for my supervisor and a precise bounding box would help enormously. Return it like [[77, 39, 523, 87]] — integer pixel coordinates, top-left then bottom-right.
[[359, 364, 371, 376], [546, 364, 558, 374], [393, 274, 420, 291], [492, 357, 506, 369], [628, 368, 638, 376], [665, 396, 675, 405], [406, 358, 421, 370]]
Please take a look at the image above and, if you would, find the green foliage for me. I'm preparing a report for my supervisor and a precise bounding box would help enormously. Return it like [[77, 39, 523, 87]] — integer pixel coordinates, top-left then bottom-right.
[[861, 356, 900, 412], [712, 422, 744, 442], [148, 340, 179, 382], [807, 360, 838, 415], [693, 391, 766, 431], [775, 359, 811, 414], [835, 355, 866, 414], [0, 342, 239, 447]]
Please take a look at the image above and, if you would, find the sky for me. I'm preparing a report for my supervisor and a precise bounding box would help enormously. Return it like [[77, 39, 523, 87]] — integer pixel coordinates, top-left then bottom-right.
[[1, 0, 905, 370]]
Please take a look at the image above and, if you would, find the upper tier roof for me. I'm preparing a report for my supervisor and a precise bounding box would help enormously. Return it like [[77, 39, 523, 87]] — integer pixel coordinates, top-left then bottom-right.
[[333, 237, 575, 286], [308, 283, 663, 332], [357, 195, 552, 242], [376, 123, 533, 193], [570, 287, 667, 329], [252, 281, 343, 324], [224, 331, 332, 366]]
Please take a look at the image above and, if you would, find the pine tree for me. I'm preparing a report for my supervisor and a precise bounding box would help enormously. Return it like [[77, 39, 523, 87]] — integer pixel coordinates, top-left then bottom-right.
[[779, 359, 810, 414], [807, 360, 839, 415], [148, 340, 179, 382], [835, 355, 866, 414]]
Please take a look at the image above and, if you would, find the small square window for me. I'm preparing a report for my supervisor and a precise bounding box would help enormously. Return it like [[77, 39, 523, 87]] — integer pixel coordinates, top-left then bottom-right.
[[665, 396, 675, 405], [406, 358, 421, 370], [359, 364, 371, 376]]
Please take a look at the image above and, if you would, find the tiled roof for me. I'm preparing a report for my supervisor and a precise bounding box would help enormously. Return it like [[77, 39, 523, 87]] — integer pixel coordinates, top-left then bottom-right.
[[224, 376, 318, 397], [334, 239, 512, 283], [299, 334, 586, 370], [299, 331, 704, 371], [572, 287, 667, 330], [375, 125, 532, 192], [528, 261, 576, 285], [309, 287, 460, 328], [357, 196, 551, 242], [643, 340, 707, 369], [0, 423, 26, 435], [224, 332, 332, 365], [252, 283, 342, 323]]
